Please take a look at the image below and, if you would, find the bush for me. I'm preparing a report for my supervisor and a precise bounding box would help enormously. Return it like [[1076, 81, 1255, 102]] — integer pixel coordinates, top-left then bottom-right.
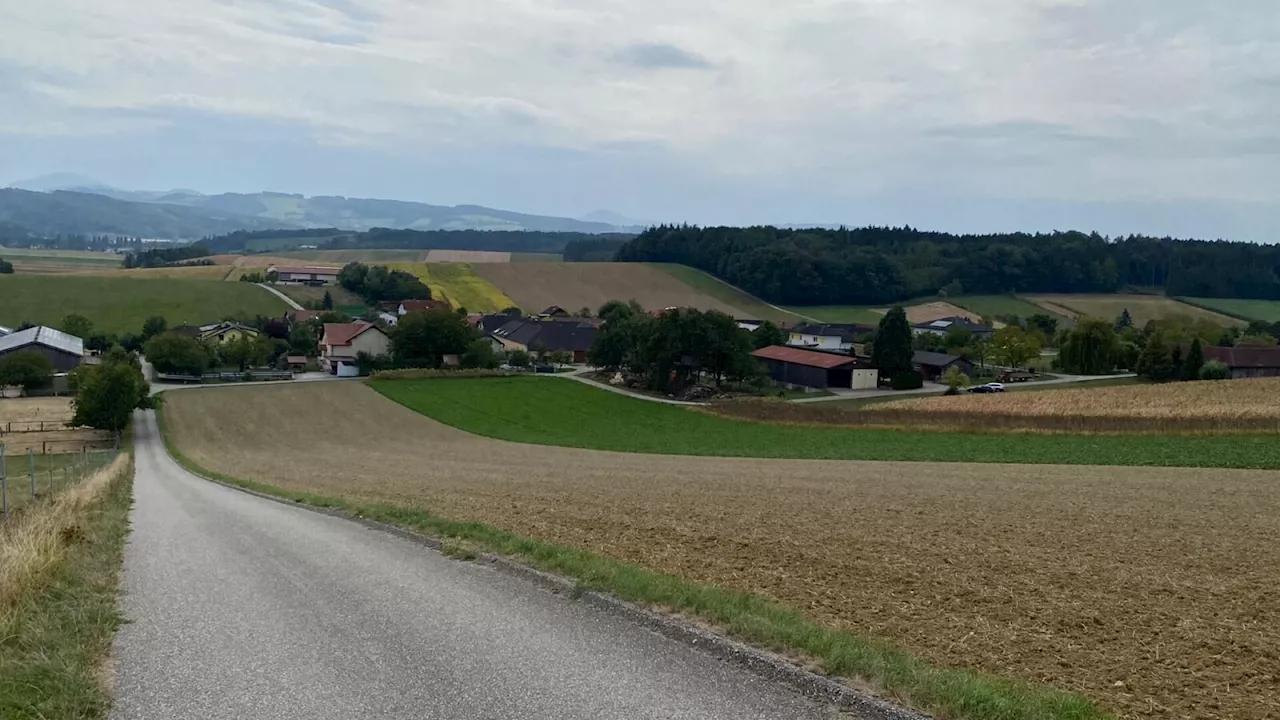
[[1199, 361, 1230, 381], [890, 370, 924, 390], [0, 351, 54, 390]]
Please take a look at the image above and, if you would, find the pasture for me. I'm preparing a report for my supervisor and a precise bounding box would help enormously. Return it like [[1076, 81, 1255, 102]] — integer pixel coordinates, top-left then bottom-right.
[[1024, 294, 1245, 327], [368, 376, 1280, 469], [161, 381, 1280, 720], [472, 262, 748, 317], [1182, 297, 1280, 323], [0, 248, 122, 275], [0, 276, 289, 334], [387, 263, 516, 313]]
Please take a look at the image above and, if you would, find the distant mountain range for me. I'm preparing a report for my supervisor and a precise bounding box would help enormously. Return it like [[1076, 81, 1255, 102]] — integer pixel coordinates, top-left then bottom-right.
[[1, 174, 640, 239]]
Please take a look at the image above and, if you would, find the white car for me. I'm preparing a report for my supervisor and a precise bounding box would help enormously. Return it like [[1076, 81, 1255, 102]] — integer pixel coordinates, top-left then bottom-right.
[[984, 382, 1006, 392]]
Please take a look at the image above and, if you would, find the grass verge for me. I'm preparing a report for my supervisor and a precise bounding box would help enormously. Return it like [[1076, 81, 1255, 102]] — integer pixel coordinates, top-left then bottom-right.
[[153, 401, 1110, 720], [369, 376, 1280, 469], [0, 453, 132, 720]]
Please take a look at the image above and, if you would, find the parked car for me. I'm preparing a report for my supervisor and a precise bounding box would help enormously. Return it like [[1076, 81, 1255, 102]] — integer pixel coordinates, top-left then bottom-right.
[[967, 383, 1007, 394]]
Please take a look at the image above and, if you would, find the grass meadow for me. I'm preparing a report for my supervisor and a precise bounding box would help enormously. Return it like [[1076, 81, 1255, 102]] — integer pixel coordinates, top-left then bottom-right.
[[0, 275, 290, 334], [368, 376, 1280, 469], [1181, 297, 1280, 323], [650, 264, 807, 323]]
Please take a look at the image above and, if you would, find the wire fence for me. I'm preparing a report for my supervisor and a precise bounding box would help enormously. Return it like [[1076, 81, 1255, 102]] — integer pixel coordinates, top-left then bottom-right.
[[0, 444, 120, 521]]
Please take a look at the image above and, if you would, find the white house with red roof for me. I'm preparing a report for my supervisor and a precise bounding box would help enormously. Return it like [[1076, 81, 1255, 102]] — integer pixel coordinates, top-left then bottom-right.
[[319, 321, 391, 376]]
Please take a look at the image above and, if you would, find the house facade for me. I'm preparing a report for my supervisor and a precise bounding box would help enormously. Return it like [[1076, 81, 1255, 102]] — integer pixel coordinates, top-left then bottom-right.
[[787, 323, 875, 353], [320, 322, 391, 375], [0, 326, 85, 373]]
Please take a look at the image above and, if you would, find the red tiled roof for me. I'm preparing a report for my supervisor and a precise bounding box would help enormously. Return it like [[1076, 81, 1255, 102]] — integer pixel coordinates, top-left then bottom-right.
[[285, 355, 308, 364], [322, 321, 380, 347], [289, 310, 323, 322], [1203, 345, 1280, 369], [269, 266, 341, 276], [751, 345, 857, 369]]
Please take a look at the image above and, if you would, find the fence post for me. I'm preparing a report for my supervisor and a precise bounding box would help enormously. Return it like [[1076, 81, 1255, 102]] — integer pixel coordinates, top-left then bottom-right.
[[2, 444, 7, 520], [28, 449, 35, 501]]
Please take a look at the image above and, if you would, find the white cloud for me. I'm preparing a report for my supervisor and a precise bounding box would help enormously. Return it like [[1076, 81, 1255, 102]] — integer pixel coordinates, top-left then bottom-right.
[[1, 0, 1278, 215]]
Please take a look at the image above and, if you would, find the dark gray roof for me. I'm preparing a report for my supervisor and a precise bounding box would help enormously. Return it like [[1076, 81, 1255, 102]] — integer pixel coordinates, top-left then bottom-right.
[[912, 317, 993, 333], [792, 323, 875, 341], [492, 319, 598, 353], [478, 314, 515, 334], [913, 351, 966, 367], [0, 326, 84, 357]]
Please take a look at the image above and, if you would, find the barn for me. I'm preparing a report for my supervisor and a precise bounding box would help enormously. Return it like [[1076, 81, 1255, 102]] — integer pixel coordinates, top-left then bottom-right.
[[751, 346, 878, 390], [0, 326, 85, 372]]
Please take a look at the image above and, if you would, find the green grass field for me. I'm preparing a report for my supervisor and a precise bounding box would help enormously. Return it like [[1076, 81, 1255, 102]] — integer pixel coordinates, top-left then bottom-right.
[[0, 276, 290, 334], [651, 264, 807, 324], [1181, 297, 1280, 323], [369, 376, 1280, 469]]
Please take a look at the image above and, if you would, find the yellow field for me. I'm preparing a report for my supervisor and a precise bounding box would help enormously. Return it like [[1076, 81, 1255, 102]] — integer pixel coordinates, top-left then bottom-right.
[[388, 263, 516, 313], [863, 378, 1280, 433], [1023, 294, 1246, 327]]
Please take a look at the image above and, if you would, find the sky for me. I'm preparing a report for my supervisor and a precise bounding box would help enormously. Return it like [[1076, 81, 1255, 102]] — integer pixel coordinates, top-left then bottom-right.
[[1, 0, 1278, 240]]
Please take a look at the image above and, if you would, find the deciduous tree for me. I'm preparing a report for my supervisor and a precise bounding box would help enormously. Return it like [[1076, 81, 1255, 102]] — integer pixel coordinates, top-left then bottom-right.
[[60, 313, 94, 339], [72, 349, 150, 433], [143, 333, 211, 376], [990, 326, 1042, 369], [0, 351, 54, 390]]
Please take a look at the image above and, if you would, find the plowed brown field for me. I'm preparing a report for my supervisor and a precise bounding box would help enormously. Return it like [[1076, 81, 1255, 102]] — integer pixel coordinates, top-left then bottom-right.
[[162, 383, 1280, 720], [472, 262, 748, 315]]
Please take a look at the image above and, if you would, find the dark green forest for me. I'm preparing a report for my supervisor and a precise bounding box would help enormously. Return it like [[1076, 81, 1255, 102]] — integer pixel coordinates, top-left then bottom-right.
[[199, 228, 635, 255], [615, 225, 1280, 305]]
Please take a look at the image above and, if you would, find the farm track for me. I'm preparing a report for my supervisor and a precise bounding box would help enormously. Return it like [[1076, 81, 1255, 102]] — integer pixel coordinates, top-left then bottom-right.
[[163, 382, 1280, 720]]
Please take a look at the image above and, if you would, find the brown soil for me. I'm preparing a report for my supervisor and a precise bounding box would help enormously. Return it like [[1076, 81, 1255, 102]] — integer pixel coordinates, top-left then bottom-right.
[[472, 263, 748, 316], [163, 383, 1280, 720]]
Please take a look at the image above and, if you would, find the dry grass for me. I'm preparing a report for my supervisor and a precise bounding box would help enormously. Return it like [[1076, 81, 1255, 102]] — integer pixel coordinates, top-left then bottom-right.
[[164, 382, 1280, 720], [425, 250, 511, 263], [1023, 294, 1246, 328], [876, 301, 991, 325], [859, 378, 1280, 434], [0, 398, 74, 424], [0, 454, 127, 609], [473, 262, 748, 315]]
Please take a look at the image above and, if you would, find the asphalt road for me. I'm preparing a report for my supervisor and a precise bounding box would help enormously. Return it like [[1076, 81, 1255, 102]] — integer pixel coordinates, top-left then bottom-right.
[[110, 412, 839, 720]]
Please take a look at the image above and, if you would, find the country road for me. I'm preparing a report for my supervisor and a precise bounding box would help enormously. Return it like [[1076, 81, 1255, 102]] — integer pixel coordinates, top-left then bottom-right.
[[110, 412, 840, 720]]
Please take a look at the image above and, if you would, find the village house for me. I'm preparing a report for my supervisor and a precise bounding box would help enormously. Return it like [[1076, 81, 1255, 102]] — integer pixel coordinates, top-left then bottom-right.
[[911, 317, 995, 341], [489, 318, 598, 364], [172, 321, 261, 345], [787, 323, 875, 353], [1202, 345, 1280, 379], [751, 345, 879, 390], [0, 326, 85, 373], [319, 321, 391, 376], [913, 351, 976, 382]]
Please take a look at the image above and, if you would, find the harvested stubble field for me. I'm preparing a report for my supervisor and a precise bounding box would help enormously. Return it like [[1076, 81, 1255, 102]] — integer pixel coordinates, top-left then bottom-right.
[[472, 262, 748, 316], [857, 377, 1280, 434], [0, 398, 114, 456], [162, 382, 1280, 720]]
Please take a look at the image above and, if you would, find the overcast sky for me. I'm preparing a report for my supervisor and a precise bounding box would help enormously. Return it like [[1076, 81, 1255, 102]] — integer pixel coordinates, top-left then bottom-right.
[[2, 0, 1278, 239]]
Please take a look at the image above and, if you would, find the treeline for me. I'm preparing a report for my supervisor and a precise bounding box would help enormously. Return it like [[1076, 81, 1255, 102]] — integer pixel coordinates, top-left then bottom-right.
[[615, 225, 1280, 305], [0, 231, 146, 252], [199, 228, 636, 255], [123, 245, 212, 268], [563, 237, 629, 262], [337, 262, 432, 304]]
